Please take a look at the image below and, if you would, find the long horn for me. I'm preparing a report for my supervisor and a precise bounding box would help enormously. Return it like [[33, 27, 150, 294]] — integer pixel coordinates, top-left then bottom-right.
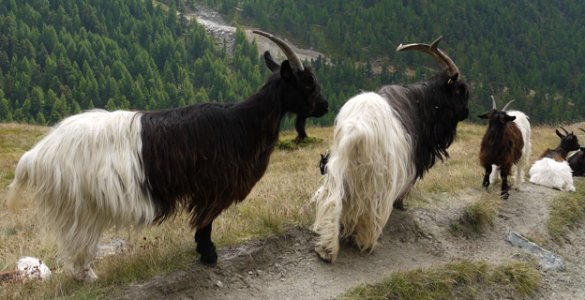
[[490, 95, 497, 110], [501, 99, 515, 111], [560, 126, 569, 135], [396, 36, 460, 78], [252, 30, 304, 72], [580, 128, 585, 134]]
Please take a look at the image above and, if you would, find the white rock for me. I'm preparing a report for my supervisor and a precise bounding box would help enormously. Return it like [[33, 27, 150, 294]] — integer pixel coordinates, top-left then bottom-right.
[[17, 256, 51, 280]]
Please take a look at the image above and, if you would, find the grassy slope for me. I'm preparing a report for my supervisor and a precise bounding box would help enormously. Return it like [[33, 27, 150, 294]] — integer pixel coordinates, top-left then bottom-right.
[[0, 121, 582, 299]]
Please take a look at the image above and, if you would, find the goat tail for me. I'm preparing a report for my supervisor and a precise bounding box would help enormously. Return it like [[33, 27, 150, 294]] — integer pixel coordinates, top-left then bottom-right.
[[313, 92, 415, 261], [6, 151, 33, 211], [312, 123, 360, 262]]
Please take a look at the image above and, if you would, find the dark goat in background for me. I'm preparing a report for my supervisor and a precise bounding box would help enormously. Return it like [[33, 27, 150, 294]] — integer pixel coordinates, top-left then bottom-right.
[[8, 30, 328, 282], [568, 128, 585, 176], [319, 151, 330, 175], [539, 127, 580, 161], [262, 51, 329, 144], [478, 98, 526, 199], [293, 105, 328, 143]]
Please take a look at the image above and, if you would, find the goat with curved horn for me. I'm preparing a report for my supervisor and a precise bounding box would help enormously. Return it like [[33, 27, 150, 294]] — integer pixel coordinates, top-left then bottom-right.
[[253, 30, 304, 72], [7, 29, 328, 282], [313, 35, 470, 263], [396, 36, 460, 78]]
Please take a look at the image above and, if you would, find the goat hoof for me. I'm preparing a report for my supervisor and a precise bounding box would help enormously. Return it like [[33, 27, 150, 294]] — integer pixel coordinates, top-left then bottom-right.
[[73, 268, 98, 283], [197, 244, 218, 266], [199, 252, 218, 266], [314, 245, 337, 263], [393, 200, 406, 211], [501, 192, 510, 200]]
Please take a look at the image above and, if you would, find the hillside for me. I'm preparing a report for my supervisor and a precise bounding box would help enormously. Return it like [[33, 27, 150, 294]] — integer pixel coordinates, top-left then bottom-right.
[[198, 0, 585, 124], [0, 0, 266, 124], [121, 179, 585, 300], [2, 0, 585, 127], [2, 122, 585, 299]]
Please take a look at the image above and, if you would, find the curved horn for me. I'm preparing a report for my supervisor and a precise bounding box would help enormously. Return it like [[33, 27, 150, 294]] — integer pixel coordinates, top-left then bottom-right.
[[396, 36, 460, 78], [560, 126, 569, 135], [580, 128, 585, 134], [253, 30, 304, 72], [501, 99, 515, 111], [490, 95, 497, 110]]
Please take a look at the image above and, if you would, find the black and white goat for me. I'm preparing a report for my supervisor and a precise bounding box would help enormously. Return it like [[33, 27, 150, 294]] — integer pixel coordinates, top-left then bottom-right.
[[312, 37, 469, 262], [478, 97, 531, 199], [569, 148, 585, 177], [568, 129, 585, 176], [538, 127, 580, 161], [529, 127, 579, 191], [7, 30, 328, 282]]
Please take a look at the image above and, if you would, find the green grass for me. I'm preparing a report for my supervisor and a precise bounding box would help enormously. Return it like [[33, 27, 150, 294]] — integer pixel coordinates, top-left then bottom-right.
[[342, 260, 541, 300], [277, 135, 324, 151], [547, 179, 585, 243], [456, 194, 500, 234]]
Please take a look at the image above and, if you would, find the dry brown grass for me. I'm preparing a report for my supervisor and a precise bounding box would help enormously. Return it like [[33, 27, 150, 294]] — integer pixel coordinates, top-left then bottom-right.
[[0, 121, 578, 298]]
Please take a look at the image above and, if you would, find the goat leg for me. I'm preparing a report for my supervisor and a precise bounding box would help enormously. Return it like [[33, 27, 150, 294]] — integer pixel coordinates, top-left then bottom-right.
[[195, 222, 218, 265], [294, 116, 308, 144], [500, 169, 510, 200], [482, 164, 492, 189]]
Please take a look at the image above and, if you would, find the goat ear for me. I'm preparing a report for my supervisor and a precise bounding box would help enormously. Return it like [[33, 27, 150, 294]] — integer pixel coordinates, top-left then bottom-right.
[[477, 113, 489, 119], [556, 129, 565, 138], [506, 115, 516, 122], [280, 60, 294, 81], [263, 51, 280, 72]]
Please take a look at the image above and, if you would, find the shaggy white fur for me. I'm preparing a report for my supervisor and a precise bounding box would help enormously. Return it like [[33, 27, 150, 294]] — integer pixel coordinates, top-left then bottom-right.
[[7, 110, 155, 282], [312, 92, 415, 262], [489, 110, 532, 187], [529, 157, 575, 192]]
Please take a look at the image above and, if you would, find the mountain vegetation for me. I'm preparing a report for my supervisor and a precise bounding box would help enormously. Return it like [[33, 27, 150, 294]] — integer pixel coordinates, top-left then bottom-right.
[[0, 0, 266, 125], [201, 0, 585, 124], [0, 0, 584, 126]]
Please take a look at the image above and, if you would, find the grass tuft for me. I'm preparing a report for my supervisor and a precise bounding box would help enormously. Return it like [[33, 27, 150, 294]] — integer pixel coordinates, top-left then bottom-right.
[[277, 135, 323, 151], [457, 194, 500, 234], [342, 260, 541, 300], [547, 179, 585, 243]]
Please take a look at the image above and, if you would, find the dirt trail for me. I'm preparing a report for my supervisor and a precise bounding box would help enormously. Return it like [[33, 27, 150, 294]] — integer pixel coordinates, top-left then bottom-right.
[[185, 3, 327, 63], [119, 180, 585, 300]]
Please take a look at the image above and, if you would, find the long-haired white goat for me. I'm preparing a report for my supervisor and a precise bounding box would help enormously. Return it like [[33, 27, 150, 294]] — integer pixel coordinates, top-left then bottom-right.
[[529, 158, 575, 192], [312, 37, 470, 262]]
